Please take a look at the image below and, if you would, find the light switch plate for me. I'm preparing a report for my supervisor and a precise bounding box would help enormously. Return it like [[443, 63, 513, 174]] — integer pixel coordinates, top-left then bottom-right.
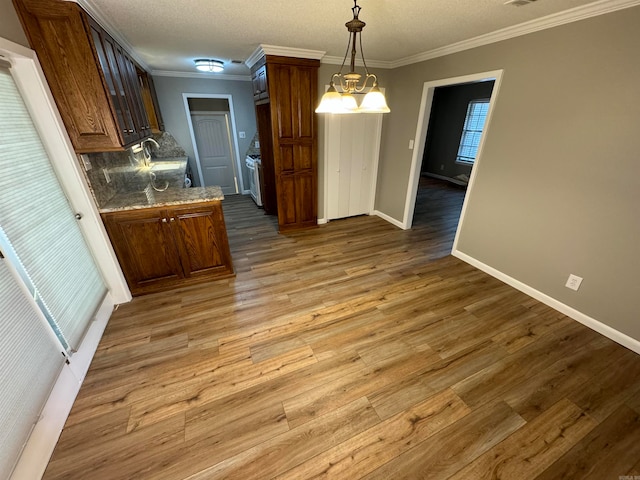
[[239, 131, 246, 139]]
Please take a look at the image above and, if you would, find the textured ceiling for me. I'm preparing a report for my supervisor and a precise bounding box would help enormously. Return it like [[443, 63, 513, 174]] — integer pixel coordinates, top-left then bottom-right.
[[81, 0, 608, 76]]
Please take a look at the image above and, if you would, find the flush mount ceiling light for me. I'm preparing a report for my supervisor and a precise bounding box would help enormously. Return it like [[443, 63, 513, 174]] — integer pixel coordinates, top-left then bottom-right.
[[194, 59, 224, 73], [316, 0, 390, 114]]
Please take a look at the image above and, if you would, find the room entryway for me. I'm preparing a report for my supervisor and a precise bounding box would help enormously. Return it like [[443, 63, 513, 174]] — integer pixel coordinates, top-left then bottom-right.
[[183, 94, 244, 193], [403, 70, 503, 255]]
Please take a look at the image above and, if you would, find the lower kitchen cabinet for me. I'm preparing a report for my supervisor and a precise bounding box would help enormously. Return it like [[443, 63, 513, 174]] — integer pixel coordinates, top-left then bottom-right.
[[102, 201, 234, 295]]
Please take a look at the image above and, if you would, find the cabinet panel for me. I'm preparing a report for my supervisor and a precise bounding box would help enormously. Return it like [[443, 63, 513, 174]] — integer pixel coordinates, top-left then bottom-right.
[[296, 173, 317, 225], [170, 204, 233, 278], [102, 208, 183, 292], [276, 175, 298, 228], [270, 65, 294, 140], [296, 67, 316, 139], [278, 144, 295, 173], [295, 144, 314, 171]]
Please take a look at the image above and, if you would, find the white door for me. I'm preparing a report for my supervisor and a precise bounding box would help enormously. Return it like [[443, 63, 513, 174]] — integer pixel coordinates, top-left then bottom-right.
[[326, 113, 383, 220], [191, 112, 238, 194]]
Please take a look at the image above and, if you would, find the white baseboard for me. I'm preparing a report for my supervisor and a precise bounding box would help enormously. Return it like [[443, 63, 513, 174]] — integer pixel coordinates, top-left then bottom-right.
[[317, 218, 328, 225], [10, 295, 114, 480], [373, 210, 406, 230], [452, 250, 640, 355]]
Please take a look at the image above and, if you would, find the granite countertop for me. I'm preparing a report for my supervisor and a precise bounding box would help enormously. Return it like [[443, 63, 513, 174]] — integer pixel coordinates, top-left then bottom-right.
[[98, 156, 223, 213], [100, 185, 224, 213]]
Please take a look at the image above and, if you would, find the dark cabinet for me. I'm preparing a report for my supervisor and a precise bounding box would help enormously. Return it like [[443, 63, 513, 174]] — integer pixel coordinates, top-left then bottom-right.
[[252, 55, 319, 231], [102, 201, 234, 296], [252, 65, 269, 102], [12, 0, 160, 153]]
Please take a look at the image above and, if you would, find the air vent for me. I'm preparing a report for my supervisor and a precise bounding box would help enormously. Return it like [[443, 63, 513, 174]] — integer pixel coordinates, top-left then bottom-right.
[[231, 60, 243, 64], [504, 0, 538, 5]]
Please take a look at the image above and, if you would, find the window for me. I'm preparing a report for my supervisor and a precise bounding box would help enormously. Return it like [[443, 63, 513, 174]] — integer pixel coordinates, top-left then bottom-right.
[[456, 99, 490, 165]]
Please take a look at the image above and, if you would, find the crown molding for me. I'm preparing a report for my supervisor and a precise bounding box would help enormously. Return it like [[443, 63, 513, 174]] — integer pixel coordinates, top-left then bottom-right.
[[151, 70, 251, 81], [73, 0, 150, 70], [392, 0, 640, 68], [246, 44, 326, 68], [320, 55, 394, 70]]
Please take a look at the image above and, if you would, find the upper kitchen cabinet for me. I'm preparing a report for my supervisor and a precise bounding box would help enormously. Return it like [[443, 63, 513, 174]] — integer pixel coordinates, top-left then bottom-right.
[[252, 64, 269, 103], [12, 0, 161, 153], [138, 70, 164, 133]]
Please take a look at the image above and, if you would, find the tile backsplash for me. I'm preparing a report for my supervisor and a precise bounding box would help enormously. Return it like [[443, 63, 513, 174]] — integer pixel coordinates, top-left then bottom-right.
[[81, 131, 188, 208]]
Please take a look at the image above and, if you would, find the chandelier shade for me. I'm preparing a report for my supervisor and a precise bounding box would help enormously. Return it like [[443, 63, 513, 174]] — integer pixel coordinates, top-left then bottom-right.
[[316, 1, 389, 114]]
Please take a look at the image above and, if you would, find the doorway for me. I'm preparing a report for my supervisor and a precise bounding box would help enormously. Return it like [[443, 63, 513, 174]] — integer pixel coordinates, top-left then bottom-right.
[[183, 94, 244, 194], [402, 70, 504, 253]]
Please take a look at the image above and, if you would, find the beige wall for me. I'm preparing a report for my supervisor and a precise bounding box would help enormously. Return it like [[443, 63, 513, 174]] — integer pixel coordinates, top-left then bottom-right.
[[0, 0, 27, 47], [376, 7, 640, 339]]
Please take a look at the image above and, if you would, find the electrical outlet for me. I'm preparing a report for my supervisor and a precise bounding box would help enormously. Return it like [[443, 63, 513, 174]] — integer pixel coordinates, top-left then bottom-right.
[[102, 168, 111, 184], [80, 154, 92, 171], [440, 164, 445, 171], [255, 140, 260, 148], [409, 139, 414, 149], [565, 274, 583, 291], [239, 131, 246, 139]]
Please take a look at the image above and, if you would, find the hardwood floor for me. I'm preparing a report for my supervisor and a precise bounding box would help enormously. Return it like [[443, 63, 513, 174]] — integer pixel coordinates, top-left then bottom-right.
[[44, 181, 640, 479]]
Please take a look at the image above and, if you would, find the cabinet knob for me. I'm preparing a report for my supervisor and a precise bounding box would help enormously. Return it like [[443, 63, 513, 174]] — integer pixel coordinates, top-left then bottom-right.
[[162, 218, 167, 223], [170, 217, 175, 222], [75, 213, 82, 220]]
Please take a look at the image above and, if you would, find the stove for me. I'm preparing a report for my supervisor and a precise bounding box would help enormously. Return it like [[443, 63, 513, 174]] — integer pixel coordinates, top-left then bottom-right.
[[245, 155, 263, 207]]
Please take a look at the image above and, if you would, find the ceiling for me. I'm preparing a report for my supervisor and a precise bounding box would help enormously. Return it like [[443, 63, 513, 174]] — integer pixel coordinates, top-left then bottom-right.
[[79, 0, 614, 77]]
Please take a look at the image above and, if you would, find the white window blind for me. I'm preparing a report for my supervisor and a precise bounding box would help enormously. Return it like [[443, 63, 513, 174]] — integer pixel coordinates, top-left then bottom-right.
[[0, 66, 107, 351], [456, 99, 490, 165], [0, 259, 64, 479]]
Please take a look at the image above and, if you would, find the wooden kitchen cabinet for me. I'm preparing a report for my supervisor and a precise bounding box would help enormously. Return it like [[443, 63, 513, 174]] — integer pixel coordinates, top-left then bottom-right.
[[102, 201, 234, 295], [12, 0, 159, 153], [252, 64, 269, 103], [138, 70, 165, 133], [252, 55, 319, 232]]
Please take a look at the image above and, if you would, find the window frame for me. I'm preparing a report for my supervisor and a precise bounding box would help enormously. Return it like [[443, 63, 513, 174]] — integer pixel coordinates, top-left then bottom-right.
[[455, 98, 491, 166]]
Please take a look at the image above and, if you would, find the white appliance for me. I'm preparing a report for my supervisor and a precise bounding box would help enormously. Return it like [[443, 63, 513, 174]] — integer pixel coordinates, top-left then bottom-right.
[[245, 155, 263, 207]]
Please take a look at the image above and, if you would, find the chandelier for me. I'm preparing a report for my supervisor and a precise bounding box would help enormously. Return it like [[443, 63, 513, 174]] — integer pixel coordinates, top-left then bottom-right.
[[316, 0, 390, 114]]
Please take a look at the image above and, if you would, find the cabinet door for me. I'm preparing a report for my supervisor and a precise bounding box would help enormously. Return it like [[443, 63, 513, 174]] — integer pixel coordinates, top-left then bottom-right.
[[13, 0, 124, 152], [138, 71, 164, 132], [102, 208, 183, 294], [119, 50, 151, 138], [268, 60, 318, 231], [88, 19, 134, 145], [169, 202, 233, 278]]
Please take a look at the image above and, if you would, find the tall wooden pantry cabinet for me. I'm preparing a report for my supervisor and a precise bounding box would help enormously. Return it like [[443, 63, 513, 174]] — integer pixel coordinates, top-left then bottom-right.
[[251, 55, 319, 232]]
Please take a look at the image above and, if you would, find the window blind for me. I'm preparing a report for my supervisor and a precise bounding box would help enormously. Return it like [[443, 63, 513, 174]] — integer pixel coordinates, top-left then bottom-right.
[[0, 259, 64, 479], [0, 66, 107, 351]]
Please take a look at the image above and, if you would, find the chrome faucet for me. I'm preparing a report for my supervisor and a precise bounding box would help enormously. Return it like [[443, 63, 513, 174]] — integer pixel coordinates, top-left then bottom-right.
[[141, 138, 160, 164]]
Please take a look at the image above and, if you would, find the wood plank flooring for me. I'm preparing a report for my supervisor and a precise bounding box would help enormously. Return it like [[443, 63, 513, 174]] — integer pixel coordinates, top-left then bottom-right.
[[44, 179, 640, 479]]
